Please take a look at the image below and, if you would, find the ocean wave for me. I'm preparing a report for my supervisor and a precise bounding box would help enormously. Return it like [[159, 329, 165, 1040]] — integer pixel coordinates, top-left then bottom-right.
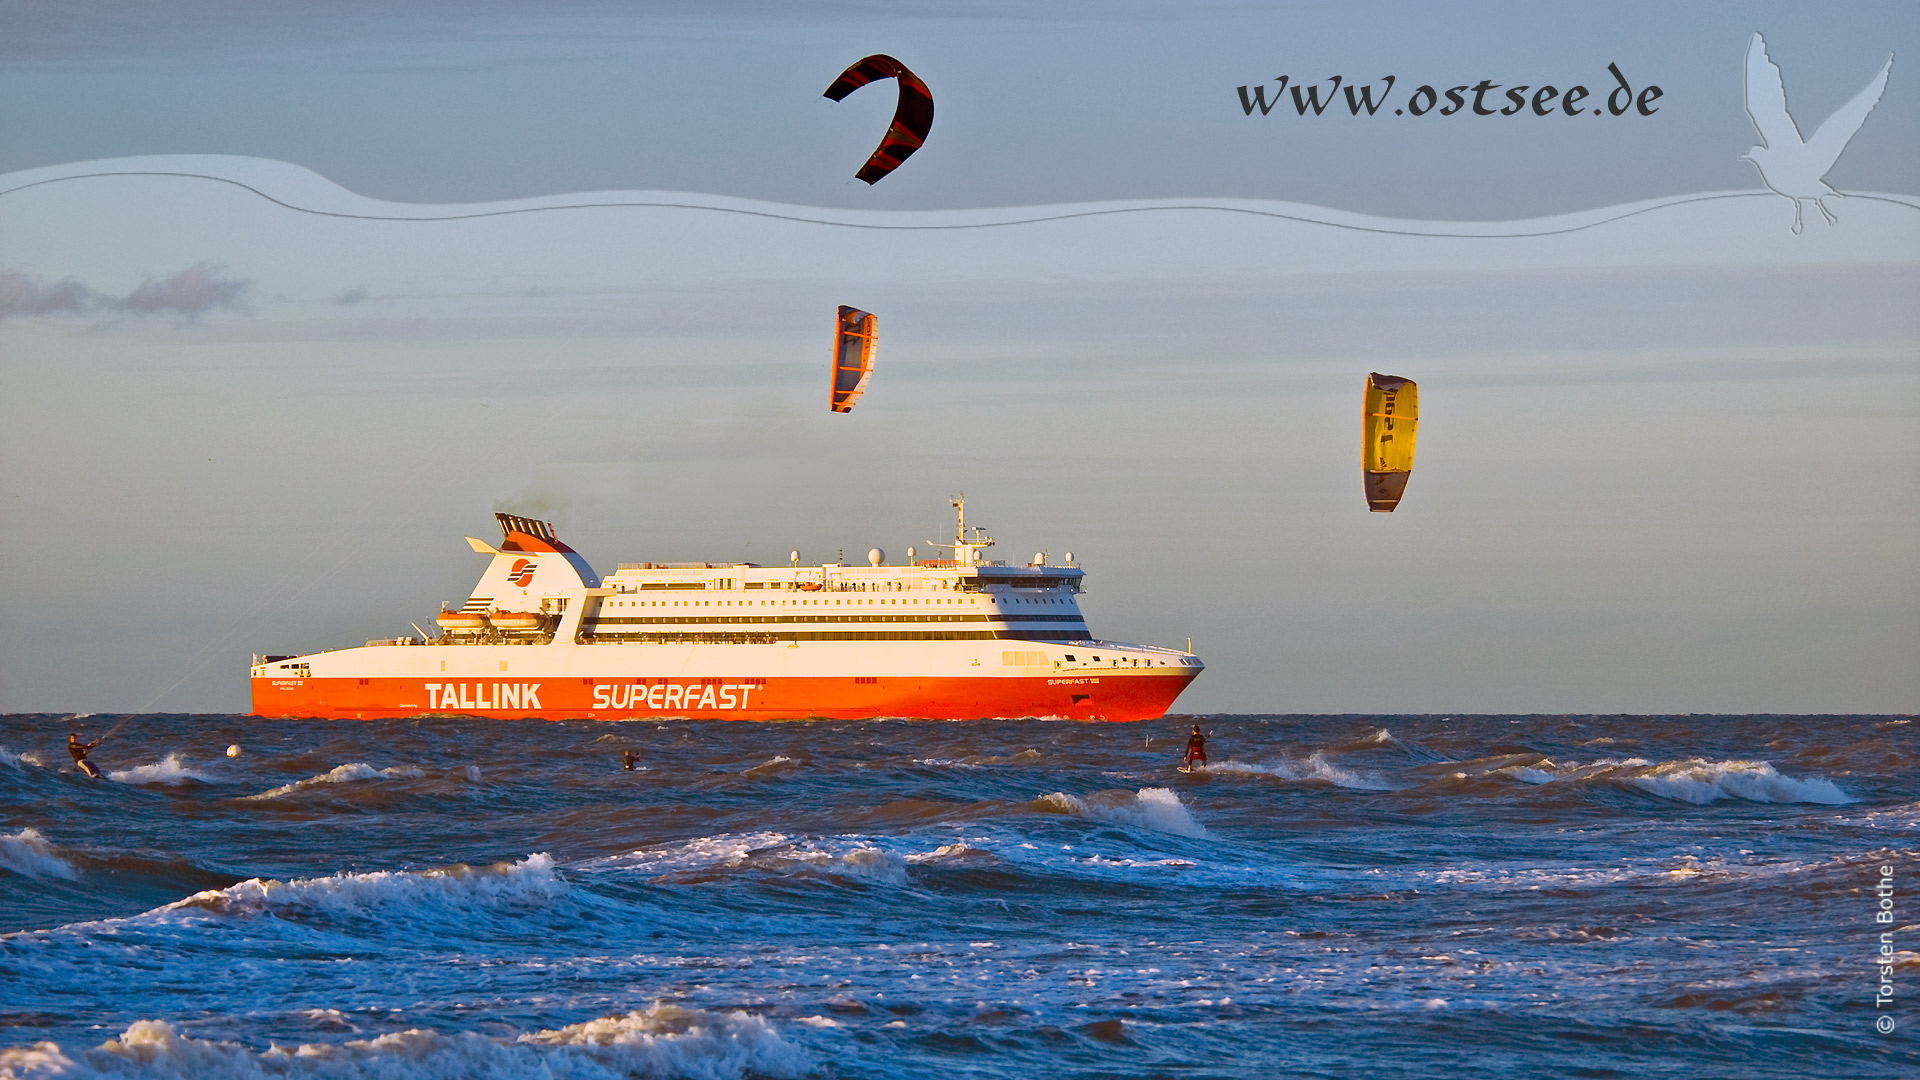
[[580, 833, 791, 876], [106, 753, 218, 785], [741, 755, 800, 778], [1211, 753, 1396, 791], [151, 853, 565, 922], [0, 1004, 806, 1080], [0, 746, 47, 769], [0, 828, 78, 881], [582, 833, 906, 885], [1033, 787, 1207, 838], [243, 763, 425, 800], [1620, 758, 1850, 805]]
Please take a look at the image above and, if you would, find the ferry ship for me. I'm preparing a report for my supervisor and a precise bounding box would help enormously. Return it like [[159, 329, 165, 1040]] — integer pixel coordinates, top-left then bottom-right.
[[251, 499, 1204, 721]]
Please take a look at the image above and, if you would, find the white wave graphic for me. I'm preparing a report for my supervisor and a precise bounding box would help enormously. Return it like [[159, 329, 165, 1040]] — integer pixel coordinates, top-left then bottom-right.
[[0, 1004, 807, 1080], [7, 154, 1918, 243], [106, 752, 218, 785], [244, 763, 425, 800], [1211, 753, 1396, 791], [1036, 787, 1207, 838], [1621, 758, 1850, 805], [0, 827, 78, 880]]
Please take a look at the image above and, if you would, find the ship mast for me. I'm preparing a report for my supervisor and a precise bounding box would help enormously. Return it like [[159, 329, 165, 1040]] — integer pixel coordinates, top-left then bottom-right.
[[948, 494, 994, 567]]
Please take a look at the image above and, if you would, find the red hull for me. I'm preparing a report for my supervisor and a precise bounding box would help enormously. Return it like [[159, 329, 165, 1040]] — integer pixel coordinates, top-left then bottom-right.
[[251, 671, 1198, 723]]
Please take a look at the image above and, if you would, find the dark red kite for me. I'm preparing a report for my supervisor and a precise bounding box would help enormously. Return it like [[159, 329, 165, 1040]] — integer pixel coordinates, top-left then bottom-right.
[[823, 54, 933, 184]]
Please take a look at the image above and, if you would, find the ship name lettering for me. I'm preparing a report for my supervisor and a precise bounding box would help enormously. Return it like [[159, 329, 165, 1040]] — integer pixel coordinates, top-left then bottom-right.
[[591, 681, 759, 712], [424, 682, 542, 710]]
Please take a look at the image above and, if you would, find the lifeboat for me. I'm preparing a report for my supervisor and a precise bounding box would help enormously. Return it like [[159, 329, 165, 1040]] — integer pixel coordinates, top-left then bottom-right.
[[435, 608, 488, 634], [488, 611, 545, 632]]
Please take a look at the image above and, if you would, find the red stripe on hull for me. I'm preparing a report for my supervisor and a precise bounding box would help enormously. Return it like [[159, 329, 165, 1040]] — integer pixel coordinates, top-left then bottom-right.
[[251, 672, 1199, 723]]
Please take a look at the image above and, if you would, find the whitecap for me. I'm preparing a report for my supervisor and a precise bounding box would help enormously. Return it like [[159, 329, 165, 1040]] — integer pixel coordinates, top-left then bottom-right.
[[834, 846, 907, 886], [1210, 753, 1396, 791], [0, 827, 79, 880], [580, 832, 790, 875], [244, 762, 425, 800], [8, 1006, 807, 1080], [741, 755, 800, 777], [1035, 787, 1208, 838], [153, 853, 565, 922], [107, 752, 218, 785], [1621, 758, 1850, 805]]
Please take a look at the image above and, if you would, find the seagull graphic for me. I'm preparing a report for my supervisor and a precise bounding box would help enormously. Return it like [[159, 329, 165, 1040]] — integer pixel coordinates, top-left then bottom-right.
[[1742, 32, 1894, 234]]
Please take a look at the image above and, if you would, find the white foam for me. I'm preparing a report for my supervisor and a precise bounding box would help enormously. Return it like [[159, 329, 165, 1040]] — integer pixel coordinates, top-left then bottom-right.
[[107, 752, 218, 785], [244, 763, 425, 800], [580, 832, 791, 875], [0, 746, 47, 769], [1623, 758, 1850, 805], [834, 847, 907, 886], [0, 1040, 79, 1077], [741, 755, 798, 777], [1211, 753, 1396, 791], [149, 853, 565, 922], [1036, 787, 1208, 838], [1499, 765, 1555, 785], [0, 827, 78, 880], [2, 1006, 807, 1080]]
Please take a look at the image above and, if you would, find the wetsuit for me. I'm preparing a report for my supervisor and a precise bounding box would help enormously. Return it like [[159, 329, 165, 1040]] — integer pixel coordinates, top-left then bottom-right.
[[69, 737, 103, 777], [622, 751, 639, 771], [1186, 731, 1207, 768]]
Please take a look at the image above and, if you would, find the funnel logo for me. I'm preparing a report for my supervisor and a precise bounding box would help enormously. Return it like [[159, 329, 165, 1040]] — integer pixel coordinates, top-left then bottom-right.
[[507, 559, 536, 587], [1743, 32, 1894, 234]]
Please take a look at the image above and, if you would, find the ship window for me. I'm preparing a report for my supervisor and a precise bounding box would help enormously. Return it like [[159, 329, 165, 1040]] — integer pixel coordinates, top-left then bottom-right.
[[1064, 654, 1076, 661]]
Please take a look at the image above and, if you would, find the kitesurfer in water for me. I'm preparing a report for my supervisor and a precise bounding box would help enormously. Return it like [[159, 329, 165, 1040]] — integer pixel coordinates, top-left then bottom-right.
[[68, 733, 105, 779], [622, 750, 639, 771], [1184, 726, 1207, 772]]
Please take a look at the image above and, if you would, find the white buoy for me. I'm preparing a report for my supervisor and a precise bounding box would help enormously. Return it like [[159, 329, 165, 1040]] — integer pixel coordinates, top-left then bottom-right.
[[226, 744, 242, 758]]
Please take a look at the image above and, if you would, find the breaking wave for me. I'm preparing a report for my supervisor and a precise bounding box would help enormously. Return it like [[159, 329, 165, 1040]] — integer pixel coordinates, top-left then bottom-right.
[[1033, 787, 1207, 838], [106, 753, 218, 785], [584, 833, 908, 886], [1211, 753, 1397, 791], [122, 854, 566, 925], [244, 763, 425, 800], [0, 828, 78, 880], [0, 746, 46, 769], [0, 1004, 807, 1079], [1619, 758, 1850, 806]]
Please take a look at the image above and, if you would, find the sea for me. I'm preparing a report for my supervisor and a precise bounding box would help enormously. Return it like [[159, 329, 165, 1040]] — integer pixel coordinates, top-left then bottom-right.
[[1, 713, 1914, 1079]]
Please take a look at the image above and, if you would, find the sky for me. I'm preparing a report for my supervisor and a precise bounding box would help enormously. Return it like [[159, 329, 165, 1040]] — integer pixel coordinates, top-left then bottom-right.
[[1, 1, 1915, 714]]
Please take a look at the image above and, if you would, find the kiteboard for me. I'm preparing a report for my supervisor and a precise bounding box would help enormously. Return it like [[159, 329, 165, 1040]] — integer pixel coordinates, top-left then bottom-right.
[[78, 759, 103, 780]]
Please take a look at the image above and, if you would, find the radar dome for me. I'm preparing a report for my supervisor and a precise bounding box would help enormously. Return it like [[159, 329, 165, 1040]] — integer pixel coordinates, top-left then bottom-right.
[[1064, 551, 1074, 565], [868, 548, 886, 567], [906, 546, 916, 561]]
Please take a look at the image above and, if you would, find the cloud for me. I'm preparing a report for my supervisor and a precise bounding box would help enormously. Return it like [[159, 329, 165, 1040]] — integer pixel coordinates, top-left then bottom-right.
[[116, 262, 248, 316], [0, 262, 249, 322], [0, 273, 92, 317]]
